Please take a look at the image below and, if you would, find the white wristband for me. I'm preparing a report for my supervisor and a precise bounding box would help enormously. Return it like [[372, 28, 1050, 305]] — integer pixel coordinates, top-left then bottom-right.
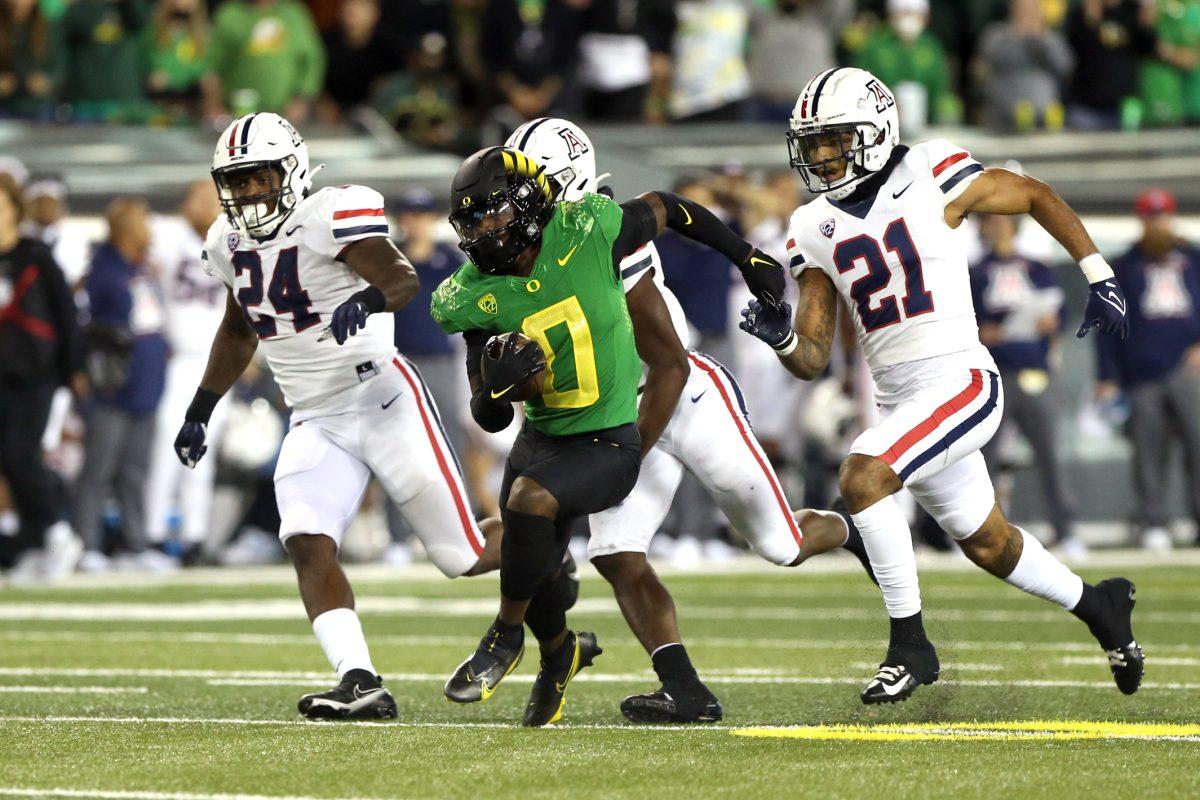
[[1080, 253, 1115, 284], [772, 331, 798, 357]]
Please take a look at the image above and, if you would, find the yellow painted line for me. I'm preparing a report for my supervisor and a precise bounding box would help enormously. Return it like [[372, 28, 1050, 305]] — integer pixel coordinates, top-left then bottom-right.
[[732, 721, 1200, 742]]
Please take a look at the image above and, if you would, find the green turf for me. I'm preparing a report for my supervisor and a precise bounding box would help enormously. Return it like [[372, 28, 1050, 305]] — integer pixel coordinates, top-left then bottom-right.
[[1, 559, 1197, 800]]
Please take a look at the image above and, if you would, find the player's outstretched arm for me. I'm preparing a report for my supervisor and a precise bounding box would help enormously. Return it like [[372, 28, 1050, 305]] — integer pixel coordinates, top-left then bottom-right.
[[740, 269, 838, 381], [615, 192, 788, 309], [329, 237, 420, 345], [175, 288, 258, 468], [946, 168, 1130, 339], [626, 276, 690, 457]]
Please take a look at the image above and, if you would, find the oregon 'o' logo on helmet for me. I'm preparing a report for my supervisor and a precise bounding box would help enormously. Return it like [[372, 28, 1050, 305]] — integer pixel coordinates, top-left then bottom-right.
[[477, 293, 498, 314]]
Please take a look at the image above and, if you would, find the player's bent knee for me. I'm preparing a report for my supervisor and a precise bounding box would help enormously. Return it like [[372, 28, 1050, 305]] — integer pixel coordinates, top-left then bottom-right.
[[506, 476, 559, 519], [839, 454, 899, 513]]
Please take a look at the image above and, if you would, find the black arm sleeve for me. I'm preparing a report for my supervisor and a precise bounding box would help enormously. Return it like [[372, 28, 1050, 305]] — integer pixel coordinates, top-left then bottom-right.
[[464, 330, 515, 433], [657, 191, 754, 265], [613, 198, 660, 267]]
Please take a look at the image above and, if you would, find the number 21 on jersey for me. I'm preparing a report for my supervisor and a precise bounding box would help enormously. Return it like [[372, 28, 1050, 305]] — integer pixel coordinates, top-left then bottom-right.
[[834, 218, 933, 333]]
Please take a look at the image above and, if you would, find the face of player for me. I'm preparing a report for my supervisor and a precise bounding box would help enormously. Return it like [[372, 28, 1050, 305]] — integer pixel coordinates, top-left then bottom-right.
[[226, 165, 283, 215], [803, 130, 855, 185]]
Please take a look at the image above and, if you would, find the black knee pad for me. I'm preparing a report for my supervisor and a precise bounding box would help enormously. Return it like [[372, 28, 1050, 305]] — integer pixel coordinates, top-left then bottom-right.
[[499, 507, 559, 602], [524, 565, 574, 642]]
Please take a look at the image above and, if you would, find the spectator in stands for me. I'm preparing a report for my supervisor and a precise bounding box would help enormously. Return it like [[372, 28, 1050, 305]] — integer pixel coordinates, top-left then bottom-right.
[[670, 0, 752, 122], [1140, 0, 1200, 126], [318, 0, 399, 121], [1098, 189, 1200, 550], [371, 31, 461, 149], [143, 180, 226, 566], [385, 189, 467, 563], [202, 0, 325, 122], [975, 0, 1074, 131], [141, 0, 208, 115], [19, 176, 90, 286], [74, 197, 171, 573], [852, 0, 960, 127], [61, 0, 150, 118], [481, 0, 584, 130], [0, 0, 62, 120], [577, 0, 676, 122], [0, 178, 83, 577], [971, 213, 1079, 555], [747, 0, 854, 122], [1065, 0, 1157, 129]]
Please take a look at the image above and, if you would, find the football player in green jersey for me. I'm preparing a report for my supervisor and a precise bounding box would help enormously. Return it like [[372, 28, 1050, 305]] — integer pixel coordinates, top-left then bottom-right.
[[431, 146, 786, 726]]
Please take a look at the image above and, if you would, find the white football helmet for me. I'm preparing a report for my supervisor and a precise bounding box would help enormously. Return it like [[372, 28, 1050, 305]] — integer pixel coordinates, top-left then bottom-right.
[[211, 113, 319, 237], [787, 68, 900, 200], [504, 117, 609, 202]]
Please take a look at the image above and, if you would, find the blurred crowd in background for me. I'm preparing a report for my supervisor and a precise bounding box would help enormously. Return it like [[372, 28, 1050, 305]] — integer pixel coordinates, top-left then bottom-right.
[[7, 0, 1200, 140], [1, 152, 1199, 583]]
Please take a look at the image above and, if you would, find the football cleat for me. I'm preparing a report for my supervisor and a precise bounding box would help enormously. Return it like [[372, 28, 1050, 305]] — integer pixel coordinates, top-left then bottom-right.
[[861, 646, 940, 705], [298, 669, 397, 720], [620, 686, 723, 724], [1093, 578, 1144, 695], [444, 623, 524, 704], [522, 630, 601, 727]]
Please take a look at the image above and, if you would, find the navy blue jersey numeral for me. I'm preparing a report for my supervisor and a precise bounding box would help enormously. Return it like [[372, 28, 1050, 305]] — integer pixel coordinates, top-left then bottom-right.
[[833, 218, 933, 333], [232, 248, 318, 338]]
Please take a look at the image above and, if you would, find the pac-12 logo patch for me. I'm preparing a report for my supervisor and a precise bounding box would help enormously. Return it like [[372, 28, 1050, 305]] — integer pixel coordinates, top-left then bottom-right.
[[477, 293, 498, 314], [557, 127, 590, 161], [819, 219, 836, 238], [226, 231, 240, 251]]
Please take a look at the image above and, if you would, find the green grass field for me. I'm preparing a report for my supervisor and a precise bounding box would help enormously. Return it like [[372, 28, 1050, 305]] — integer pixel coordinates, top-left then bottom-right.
[[1, 553, 1198, 800]]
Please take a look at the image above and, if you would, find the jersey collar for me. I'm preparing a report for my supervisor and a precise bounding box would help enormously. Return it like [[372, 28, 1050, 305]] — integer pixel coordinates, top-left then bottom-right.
[[827, 145, 909, 220]]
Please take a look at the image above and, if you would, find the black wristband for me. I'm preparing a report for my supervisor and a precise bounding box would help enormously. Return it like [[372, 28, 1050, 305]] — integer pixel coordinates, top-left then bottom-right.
[[185, 388, 222, 424], [659, 191, 754, 264], [349, 285, 386, 314]]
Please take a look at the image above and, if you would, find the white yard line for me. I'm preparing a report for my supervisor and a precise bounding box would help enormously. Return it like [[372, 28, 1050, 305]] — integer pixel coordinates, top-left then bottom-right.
[[0, 715, 714, 732], [0, 686, 147, 694], [0, 597, 1195, 624], [0, 787, 376, 800]]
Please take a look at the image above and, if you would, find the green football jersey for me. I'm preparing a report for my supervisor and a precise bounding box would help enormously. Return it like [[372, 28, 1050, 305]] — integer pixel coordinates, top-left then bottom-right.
[[430, 192, 641, 437]]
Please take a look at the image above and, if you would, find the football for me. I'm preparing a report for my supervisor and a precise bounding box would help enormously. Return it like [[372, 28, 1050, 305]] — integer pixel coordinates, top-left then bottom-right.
[[483, 332, 546, 402]]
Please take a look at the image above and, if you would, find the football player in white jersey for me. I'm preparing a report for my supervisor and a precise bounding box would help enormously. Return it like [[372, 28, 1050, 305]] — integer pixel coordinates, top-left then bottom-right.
[[173, 113, 499, 719], [144, 181, 228, 562], [506, 117, 878, 723], [740, 68, 1142, 704]]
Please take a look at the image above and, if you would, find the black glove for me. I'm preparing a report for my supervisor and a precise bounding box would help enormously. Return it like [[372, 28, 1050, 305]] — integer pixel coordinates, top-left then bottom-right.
[[174, 421, 208, 469], [481, 334, 547, 400], [330, 286, 386, 345], [1076, 278, 1130, 340], [738, 248, 788, 310], [739, 299, 795, 349]]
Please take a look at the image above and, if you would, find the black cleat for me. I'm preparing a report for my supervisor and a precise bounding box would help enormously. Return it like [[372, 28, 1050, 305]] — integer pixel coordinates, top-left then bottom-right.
[[620, 685, 723, 724], [445, 623, 524, 704], [298, 669, 397, 720], [1094, 578, 1144, 695], [522, 630, 601, 727], [562, 549, 580, 611], [861, 645, 940, 705]]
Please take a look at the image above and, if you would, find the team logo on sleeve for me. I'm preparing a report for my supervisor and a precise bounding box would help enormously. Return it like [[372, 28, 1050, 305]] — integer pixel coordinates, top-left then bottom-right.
[[819, 219, 837, 238], [226, 232, 240, 251], [557, 127, 590, 160], [477, 293, 498, 314]]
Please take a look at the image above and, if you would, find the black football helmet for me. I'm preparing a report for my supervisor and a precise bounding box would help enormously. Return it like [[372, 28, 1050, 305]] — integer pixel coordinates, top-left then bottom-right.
[[448, 147, 556, 275]]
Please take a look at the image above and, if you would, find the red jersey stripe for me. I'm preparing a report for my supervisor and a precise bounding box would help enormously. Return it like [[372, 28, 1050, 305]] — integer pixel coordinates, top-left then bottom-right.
[[880, 370, 984, 466], [932, 151, 970, 178], [332, 208, 385, 220]]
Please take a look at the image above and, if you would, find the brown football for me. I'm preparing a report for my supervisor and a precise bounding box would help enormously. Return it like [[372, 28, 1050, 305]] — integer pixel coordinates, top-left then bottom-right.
[[484, 332, 545, 402]]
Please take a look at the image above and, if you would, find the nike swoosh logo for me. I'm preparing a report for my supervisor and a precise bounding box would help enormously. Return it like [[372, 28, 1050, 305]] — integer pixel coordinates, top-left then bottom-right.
[[557, 244, 579, 266], [352, 685, 385, 701], [480, 679, 498, 702], [892, 182, 913, 199], [691, 391, 706, 403], [1102, 290, 1126, 315], [286, 225, 301, 236], [381, 393, 401, 410], [678, 204, 692, 225], [748, 257, 774, 269], [555, 642, 583, 693], [490, 385, 516, 400], [879, 678, 909, 696]]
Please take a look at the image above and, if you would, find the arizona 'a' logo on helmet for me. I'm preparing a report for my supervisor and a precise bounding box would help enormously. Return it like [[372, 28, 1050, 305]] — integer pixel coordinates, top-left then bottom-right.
[[558, 127, 590, 161]]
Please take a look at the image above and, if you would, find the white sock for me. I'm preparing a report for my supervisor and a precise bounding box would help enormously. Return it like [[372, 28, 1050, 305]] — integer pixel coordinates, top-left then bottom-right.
[[1003, 528, 1084, 610], [851, 496, 922, 618], [312, 608, 377, 677]]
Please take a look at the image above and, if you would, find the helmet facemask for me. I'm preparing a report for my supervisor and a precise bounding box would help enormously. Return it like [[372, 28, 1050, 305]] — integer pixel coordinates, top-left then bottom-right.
[[450, 176, 552, 275], [212, 156, 299, 237], [787, 122, 886, 199]]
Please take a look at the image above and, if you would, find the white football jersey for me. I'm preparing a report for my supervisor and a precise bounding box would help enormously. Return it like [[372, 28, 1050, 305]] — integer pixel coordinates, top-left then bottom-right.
[[787, 139, 994, 372], [203, 185, 396, 410], [150, 215, 226, 358], [620, 241, 689, 349]]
